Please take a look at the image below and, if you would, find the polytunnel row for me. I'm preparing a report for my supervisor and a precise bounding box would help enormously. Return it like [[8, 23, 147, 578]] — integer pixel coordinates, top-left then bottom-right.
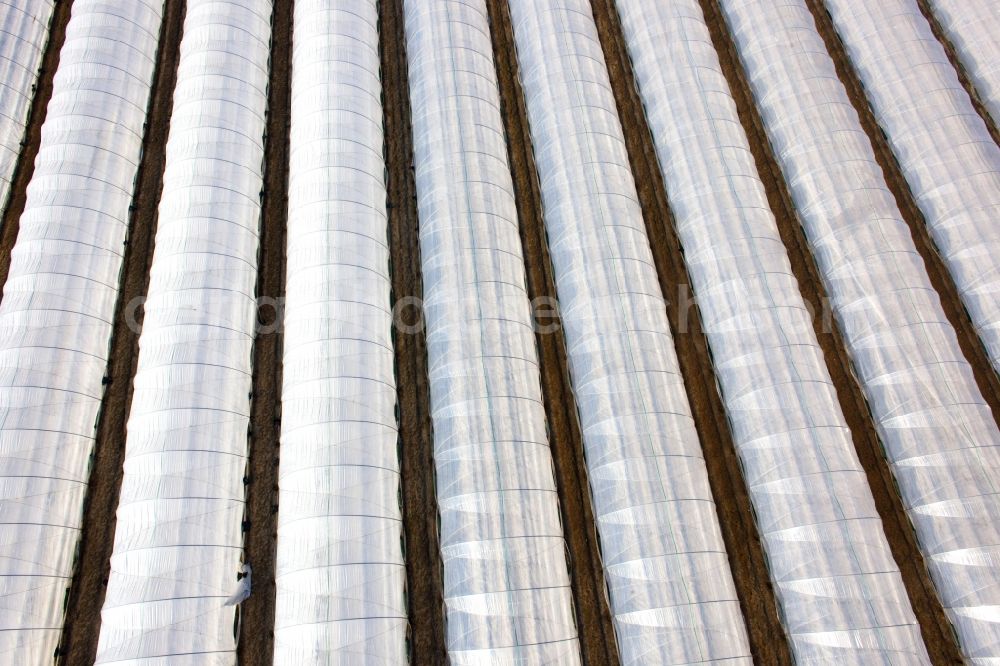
[[718, 0, 1000, 659], [612, 0, 930, 661], [402, 0, 582, 662], [0, 0, 54, 211], [506, 1, 752, 663], [94, 0, 272, 663], [273, 0, 407, 663], [924, 0, 1000, 128], [821, 0, 1000, 376], [0, 0, 162, 661]]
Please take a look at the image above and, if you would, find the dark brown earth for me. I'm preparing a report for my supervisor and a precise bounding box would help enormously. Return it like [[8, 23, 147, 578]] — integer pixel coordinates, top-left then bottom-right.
[[588, 1, 794, 662], [236, 0, 293, 663], [0, 0, 74, 304], [484, 1, 621, 663], [55, 0, 187, 663], [914, 0, 1000, 146], [704, 0, 966, 661], [378, 0, 449, 662], [806, 0, 1000, 428]]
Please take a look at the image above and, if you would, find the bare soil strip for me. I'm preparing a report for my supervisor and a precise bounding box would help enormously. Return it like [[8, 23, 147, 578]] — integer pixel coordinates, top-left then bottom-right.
[[55, 0, 187, 663], [587, 1, 793, 662], [913, 0, 1000, 146], [484, 1, 621, 663], [0, 0, 74, 303], [378, 0, 448, 661], [702, 0, 965, 661], [806, 0, 1000, 427], [236, 1, 293, 664]]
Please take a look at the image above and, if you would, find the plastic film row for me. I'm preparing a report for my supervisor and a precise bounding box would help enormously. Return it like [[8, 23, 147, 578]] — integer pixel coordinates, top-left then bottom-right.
[[924, 0, 1000, 127], [0, 0, 54, 212], [273, 1, 406, 663], [0, 1, 163, 662], [507, 1, 751, 663], [823, 0, 1000, 376], [95, 1, 271, 662], [613, 1, 928, 661], [722, 0, 1000, 659], [403, 0, 581, 662]]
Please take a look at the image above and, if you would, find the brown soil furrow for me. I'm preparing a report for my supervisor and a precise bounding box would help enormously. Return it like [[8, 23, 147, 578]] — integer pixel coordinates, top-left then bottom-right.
[[0, 0, 74, 303], [378, 0, 448, 662], [586, 1, 792, 662], [701, 0, 965, 661], [806, 0, 1000, 426], [55, 0, 187, 663], [236, 0, 293, 664], [484, 1, 621, 663], [914, 0, 1000, 146]]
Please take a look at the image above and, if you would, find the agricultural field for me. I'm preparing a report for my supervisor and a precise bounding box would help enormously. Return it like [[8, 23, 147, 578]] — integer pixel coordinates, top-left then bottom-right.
[[0, 0, 996, 663]]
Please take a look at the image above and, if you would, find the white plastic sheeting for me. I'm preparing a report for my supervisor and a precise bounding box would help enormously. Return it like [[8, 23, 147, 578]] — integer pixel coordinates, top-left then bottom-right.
[[507, 2, 750, 663], [404, 0, 581, 662], [0, 0, 54, 213], [613, 1, 928, 661], [0, 1, 162, 662], [925, 0, 1000, 127], [95, 1, 271, 663], [273, 1, 407, 663], [723, 0, 1000, 659], [823, 0, 1000, 376]]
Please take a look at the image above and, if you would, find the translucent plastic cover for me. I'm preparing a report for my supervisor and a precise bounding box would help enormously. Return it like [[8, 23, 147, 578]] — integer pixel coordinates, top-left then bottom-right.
[[825, 0, 1000, 377], [926, 0, 1000, 127], [724, 0, 1000, 658], [0, 1, 162, 662], [0, 1, 54, 212], [508, 1, 753, 663], [404, 0, 581, 662], [614, 1, 927, 661], [273, 1, 406, 663], [95, 1, 271, 663]]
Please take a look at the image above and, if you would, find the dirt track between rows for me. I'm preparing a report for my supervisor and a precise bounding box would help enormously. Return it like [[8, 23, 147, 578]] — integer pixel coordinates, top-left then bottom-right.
[[706, 0, 966, 660], [0, 0, 73, 304], [56, 0, 187, 663], [379, 0, 449, 662], [485, 1, 621, 663], [236, 0, 293, 663], [588, 1, 794, 662]]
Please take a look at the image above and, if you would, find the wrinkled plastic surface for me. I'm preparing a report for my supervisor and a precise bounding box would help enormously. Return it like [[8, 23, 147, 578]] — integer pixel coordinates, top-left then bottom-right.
[[825, 0, 1000, 377], [507, 1, 751, 663], [95, 1, 271, 663], [404, 0, 581, 662], [724, 0, 1000, 659], [272, 1, 407, 663], [0, 1, 54, 212], [614, 1, 928, 662], [0, 1, 162, 662], [926, 0, 1000, 127]]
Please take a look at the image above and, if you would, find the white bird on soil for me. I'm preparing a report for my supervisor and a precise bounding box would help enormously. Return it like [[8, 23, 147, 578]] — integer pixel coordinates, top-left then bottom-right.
[[225, 562, 252, 606]]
